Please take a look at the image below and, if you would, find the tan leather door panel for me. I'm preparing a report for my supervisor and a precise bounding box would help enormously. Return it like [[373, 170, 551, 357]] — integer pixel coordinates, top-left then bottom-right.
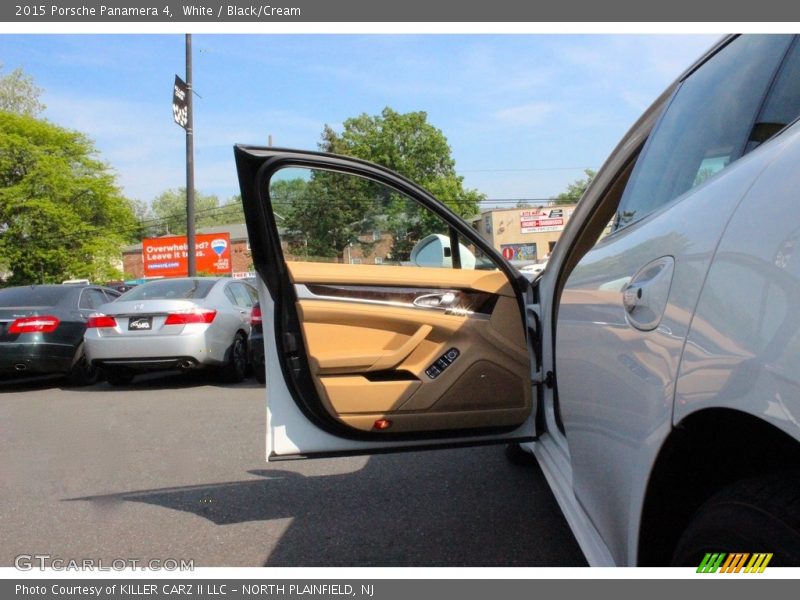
[[287, 261, 516, 295], [289, 263, 532, 434]]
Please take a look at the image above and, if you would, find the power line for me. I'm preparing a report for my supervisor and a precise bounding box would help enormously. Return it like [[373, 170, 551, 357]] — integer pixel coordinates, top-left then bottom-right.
[[7, 202, 244, 247], [9, 194, 567, 248], [459, 166, 596, 173]]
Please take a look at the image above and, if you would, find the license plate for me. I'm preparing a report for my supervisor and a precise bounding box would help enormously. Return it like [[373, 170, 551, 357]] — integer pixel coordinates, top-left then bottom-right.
[[128, 316, 153, 331]]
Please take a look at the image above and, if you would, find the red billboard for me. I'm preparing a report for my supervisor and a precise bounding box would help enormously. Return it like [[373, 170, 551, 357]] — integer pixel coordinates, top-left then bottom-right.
[[142, 233, 232, 278]]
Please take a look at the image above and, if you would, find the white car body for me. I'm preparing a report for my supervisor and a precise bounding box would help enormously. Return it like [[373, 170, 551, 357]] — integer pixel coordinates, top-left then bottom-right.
[[519, 261, 547, 279], [236, 35, 800, 566]]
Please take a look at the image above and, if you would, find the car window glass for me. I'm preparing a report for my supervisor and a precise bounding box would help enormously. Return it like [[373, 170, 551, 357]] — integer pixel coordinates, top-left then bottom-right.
[[230, 283, 253, 307], [120, 279, 216, 301], [244, 284, 259, 304], [616, 35, 794, 230], [102, 290, 121, 302], [745, 38, 800, 154], [79, 289, 108, 310], [78, 290, 92, 309], [0, 286, 69, 307], [268, 167, 499, 271], [224, 286, 238, 305]]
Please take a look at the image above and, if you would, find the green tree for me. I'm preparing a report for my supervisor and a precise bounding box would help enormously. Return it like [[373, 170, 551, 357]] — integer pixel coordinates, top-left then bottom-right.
[[285, 107, 484, 261], [128, 197, 160, 239], [215, 194, 245, 226], [554, 168, 596, 205], [150, 188, 221, 236], [270, 177, 310, 257], [150, 190, 248, 236], [0, 112, 136, 284], [0, 65, 45, 116], [278, 172, 386, 261]]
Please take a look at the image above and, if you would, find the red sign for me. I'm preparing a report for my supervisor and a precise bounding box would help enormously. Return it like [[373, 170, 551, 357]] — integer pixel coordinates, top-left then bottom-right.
[[502, 247, 515, 260], [143, 233, 232, 278], [519, 208, 570, 233]]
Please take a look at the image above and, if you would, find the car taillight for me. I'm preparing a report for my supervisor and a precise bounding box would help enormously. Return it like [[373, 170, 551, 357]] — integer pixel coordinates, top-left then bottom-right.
[[250, 305, 262, 326], [164, 308, 217, 325], [9, 316, 60, 334], [87, 315, 117, 328]]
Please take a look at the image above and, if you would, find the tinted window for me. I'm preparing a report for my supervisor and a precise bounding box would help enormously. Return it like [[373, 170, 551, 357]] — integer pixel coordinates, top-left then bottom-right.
[[0, 286, 70, 307], [745, 38, 800, 154], [243, 283, 259, 304], [616, 35, 794, 229], [120, 279, 216, 301], [230, 283, 254, 307], [79, 289, 109, 310]]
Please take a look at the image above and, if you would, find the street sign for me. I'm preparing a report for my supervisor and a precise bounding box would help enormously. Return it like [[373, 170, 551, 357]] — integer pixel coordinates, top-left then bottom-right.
[[501, 244, 537, 261], [172, 75, 189, 129]]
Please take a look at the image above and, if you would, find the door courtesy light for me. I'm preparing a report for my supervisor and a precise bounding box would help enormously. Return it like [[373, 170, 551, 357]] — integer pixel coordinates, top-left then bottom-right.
[[373, 419, 393, 430], [9, 316, 60, 333], [164, 308, 217, 325]]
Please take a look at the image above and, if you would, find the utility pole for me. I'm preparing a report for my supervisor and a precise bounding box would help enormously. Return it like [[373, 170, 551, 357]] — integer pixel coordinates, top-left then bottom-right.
[[185, 33, 196, 277]]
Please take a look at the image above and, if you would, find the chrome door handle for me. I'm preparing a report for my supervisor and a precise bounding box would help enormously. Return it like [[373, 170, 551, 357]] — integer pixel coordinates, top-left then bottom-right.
[[621, 256, 675, 331], [622, 284, 647, 312], [413, 291, 457, 309]]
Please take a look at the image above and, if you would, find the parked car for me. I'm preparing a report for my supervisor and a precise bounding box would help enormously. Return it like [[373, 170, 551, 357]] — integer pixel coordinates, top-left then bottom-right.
[[0, 284, 120, 385], [84, 277, 258, 386], [103, 280, 138, 294], [519, 261, 548, 278], [235, 34, 800, 566], [247, 302, 265, 384]]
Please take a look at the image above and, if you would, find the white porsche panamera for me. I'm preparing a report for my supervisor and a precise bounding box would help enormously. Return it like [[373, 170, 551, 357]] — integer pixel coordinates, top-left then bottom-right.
[[236, 35, 800, 566]]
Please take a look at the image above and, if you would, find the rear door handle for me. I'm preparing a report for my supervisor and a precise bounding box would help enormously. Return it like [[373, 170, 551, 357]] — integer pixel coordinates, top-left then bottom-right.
[[622, 284, 648, 311], [621, 256, 675, 331]]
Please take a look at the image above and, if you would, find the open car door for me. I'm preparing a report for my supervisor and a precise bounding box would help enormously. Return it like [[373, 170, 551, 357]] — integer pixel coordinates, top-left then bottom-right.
[[235, 146, 538, 459]]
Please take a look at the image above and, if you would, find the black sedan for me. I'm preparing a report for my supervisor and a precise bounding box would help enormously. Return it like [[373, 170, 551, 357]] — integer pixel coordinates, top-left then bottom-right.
[[0, 284, 120, 385]]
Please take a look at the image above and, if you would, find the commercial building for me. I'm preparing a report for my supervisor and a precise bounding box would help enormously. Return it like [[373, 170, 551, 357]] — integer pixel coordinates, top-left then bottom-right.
[[471, 204, 577, 263]]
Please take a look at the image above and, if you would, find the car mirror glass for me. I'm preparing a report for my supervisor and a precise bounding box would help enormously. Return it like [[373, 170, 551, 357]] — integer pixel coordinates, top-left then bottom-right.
[[410, 234, 477, 269]]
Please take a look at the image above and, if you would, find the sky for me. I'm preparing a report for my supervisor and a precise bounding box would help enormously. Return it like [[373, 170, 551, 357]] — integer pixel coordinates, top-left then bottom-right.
[[0, 33, 719, 207]]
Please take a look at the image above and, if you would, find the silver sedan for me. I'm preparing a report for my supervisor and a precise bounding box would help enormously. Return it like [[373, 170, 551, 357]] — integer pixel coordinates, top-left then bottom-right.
[[84, 277, 258, 385]]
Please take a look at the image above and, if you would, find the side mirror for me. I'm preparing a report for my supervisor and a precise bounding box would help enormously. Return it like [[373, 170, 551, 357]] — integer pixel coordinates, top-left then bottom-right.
[[410, 234, 476, 269]]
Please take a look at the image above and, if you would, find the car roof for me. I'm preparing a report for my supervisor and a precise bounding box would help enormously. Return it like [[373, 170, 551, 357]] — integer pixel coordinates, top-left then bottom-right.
[[134, 277, 226, 287], [0, 283, 114, 307]]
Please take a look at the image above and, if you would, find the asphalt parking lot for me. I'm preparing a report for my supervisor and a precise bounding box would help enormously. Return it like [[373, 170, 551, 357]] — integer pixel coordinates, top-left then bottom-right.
[[0, 371, 586, 567]]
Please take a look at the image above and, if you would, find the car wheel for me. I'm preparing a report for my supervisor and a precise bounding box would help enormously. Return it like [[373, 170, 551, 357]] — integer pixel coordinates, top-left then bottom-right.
[[223, 333, 248, 383], [671, 471, 800, 567], [504, 442, 537, 466], [65, 346, 98, 387], [104, 366, 135, 387]]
